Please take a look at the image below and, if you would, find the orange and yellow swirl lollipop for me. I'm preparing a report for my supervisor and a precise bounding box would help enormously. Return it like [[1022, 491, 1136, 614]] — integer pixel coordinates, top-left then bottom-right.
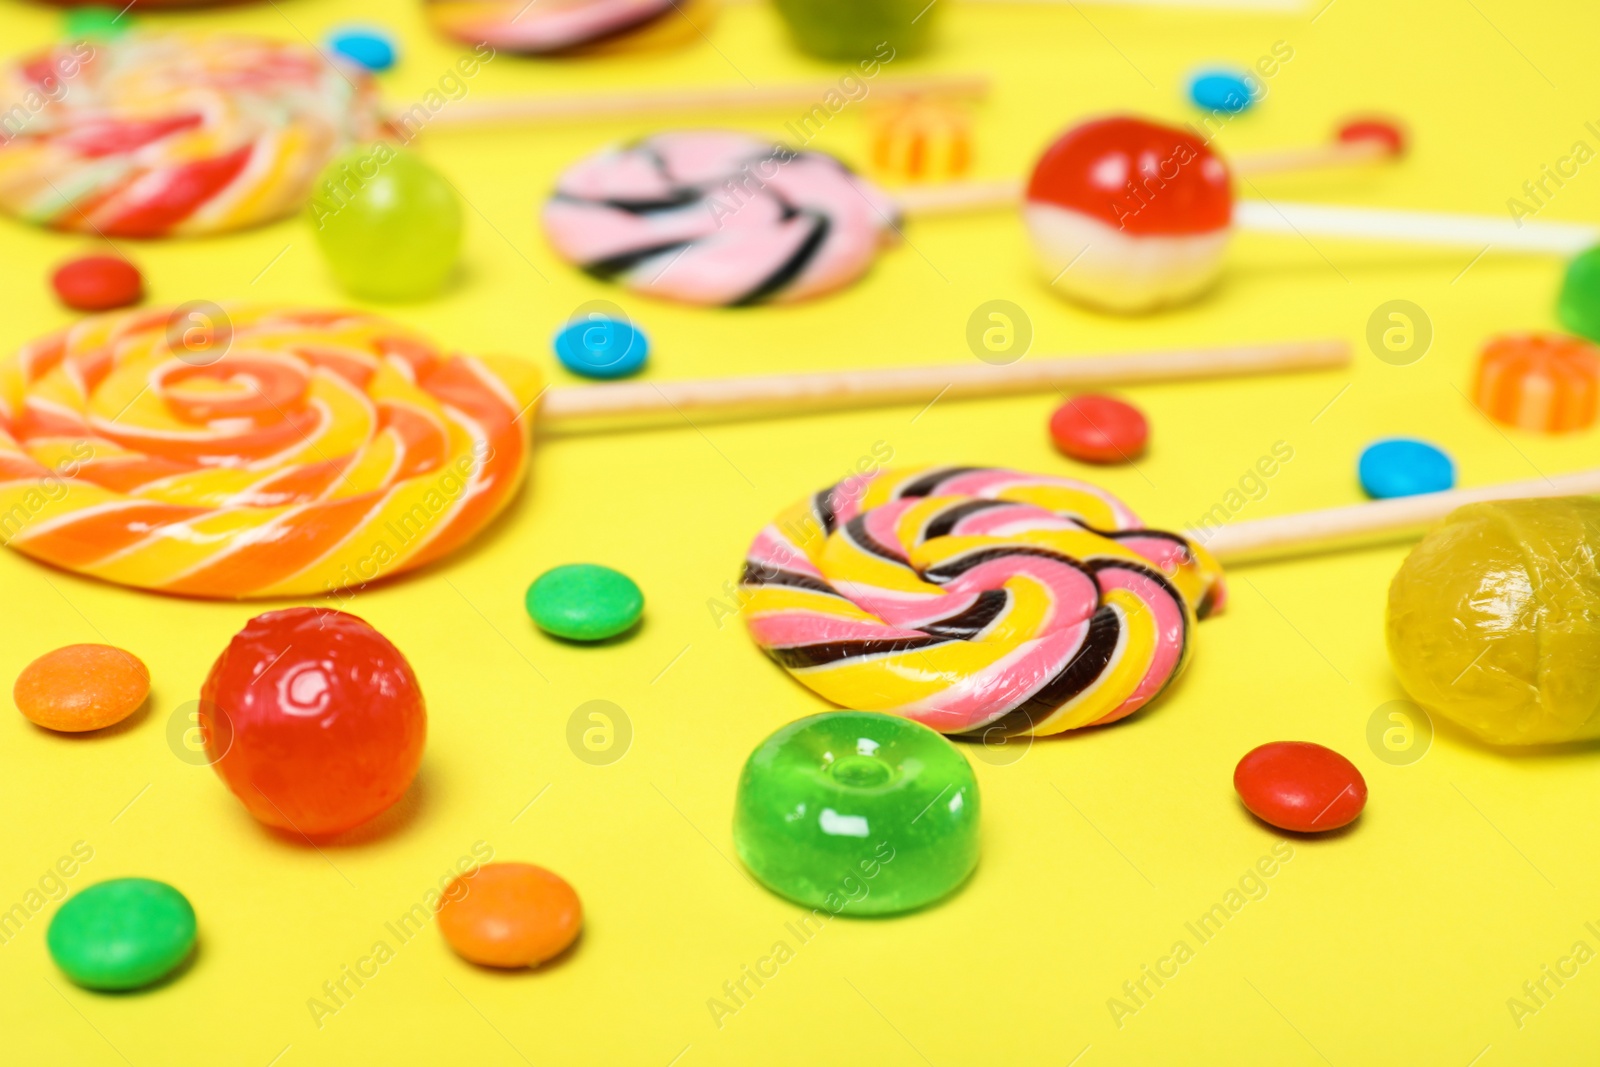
[[0, 306, 537, 598]]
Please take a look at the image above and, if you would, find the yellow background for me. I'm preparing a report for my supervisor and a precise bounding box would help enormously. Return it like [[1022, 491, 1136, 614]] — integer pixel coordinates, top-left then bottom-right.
[[2, 0, 1598, 1063]]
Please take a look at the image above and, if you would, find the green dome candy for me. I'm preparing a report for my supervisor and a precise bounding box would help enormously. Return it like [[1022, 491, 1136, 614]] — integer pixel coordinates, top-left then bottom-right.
[[525, 563, 644, 641], [734, 712, 980, 916], [47, 878, 197, 991], [1557, 245, 1600, 344]]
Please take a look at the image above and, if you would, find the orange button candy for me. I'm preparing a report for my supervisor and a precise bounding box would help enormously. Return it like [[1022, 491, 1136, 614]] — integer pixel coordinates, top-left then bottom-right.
[[15, 644, 150, 732], [1473, 332, 1600, 433], [436, 863, 582, 968]]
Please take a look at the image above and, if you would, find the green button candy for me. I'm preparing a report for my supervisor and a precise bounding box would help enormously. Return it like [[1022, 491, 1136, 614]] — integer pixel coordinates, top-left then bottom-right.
[[47, 878, 196, 991], [64, 5, 130, 41], [734, 711, 981, 916], [525, 563, 643, 642], [1557, 245, 1600, 344]]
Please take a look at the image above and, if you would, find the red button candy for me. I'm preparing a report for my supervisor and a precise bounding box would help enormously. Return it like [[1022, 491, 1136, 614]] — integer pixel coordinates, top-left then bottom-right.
[[52, 255, 144, 312], [1234, 741, 1367, 833], [1336, 117, 1407, 158], [199, 608, 426, 837], [1048, 394, 1149, 464]]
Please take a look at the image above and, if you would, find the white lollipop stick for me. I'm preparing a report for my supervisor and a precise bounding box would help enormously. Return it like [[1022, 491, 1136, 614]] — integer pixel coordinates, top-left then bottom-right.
[[1196, 468, 1600, 563], [1231, 200, 1598, 254]]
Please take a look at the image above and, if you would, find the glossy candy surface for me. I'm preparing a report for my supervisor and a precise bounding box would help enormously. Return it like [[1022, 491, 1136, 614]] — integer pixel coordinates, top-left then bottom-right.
[[526, 563, 643, 641], [1234, 742, 1367, 832], [1048, 394, 1149, 463], [1473, 332, 1599, 433], [1388, 498, 1600, 745], [311, 147, 463, 302], [734, 712, 979, 915], [1358, 438, 1455, 499], [542, 130, 899, 306], [553, 316, 649, 379], [0, 306, 536, 598], [0, 32, 382, 238], [48, 878, 196, 991], [436, 863, 583, 967], [51, 255, 143, 311], [740, 467, 1226, 737], [1024, 116, 1234, 313], [200, 608, 426, 836], [15, 644, 149, 732]]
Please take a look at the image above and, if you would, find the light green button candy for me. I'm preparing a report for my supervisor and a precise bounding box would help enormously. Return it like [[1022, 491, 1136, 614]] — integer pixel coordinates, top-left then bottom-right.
[[48, 878, 196, 991], [526, 564, 643, 642]]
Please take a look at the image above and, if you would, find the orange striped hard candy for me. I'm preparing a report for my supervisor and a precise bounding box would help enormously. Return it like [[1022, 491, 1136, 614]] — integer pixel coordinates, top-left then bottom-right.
[[869, 98, 974, 183], [1472, 332, 1600, 433], [0, 306, 541, 598]]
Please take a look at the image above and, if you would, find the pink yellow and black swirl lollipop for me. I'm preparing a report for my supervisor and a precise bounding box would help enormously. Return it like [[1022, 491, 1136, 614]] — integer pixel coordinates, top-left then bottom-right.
[[740, 466, 1226, 737]]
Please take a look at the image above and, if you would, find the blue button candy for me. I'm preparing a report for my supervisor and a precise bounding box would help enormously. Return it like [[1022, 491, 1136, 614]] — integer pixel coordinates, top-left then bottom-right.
[[328, 29, 398, 72], [1189, 69, 1256, 115], [554, 317, 649, 380], [1358, 439, 1455, 500]]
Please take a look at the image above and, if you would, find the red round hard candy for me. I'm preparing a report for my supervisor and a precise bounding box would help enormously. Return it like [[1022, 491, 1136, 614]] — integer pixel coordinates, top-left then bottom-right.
[[1026, 116, 1233, 236], [1233, 741, 1367, 833], [1048, 394, 1149, 463], [51, 255, 144, 312], [199, 608, 426, 837]]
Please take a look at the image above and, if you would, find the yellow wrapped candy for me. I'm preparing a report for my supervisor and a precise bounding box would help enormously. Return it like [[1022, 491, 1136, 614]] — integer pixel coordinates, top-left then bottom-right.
[[1387, 497, 1600, 745]]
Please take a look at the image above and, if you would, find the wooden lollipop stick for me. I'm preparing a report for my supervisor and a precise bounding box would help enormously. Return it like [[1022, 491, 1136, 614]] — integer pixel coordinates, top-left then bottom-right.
[[539, 338, 1347, 423], [1196, 469, 1600, 563], [1229, 135, 1397, 178], [416, 73, 989, 130], [1232, 200, 1598, 253]]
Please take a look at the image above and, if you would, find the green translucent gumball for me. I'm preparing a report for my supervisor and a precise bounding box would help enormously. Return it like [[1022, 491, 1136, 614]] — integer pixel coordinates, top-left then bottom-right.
[[734, 711, 979, 916], [1557, 245, 1600, 344], [309, 144, 462, 302]]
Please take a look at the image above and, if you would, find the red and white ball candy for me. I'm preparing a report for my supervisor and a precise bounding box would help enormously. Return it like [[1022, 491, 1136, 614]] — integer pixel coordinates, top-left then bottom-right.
[[1024, 116, 1233, 313]]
